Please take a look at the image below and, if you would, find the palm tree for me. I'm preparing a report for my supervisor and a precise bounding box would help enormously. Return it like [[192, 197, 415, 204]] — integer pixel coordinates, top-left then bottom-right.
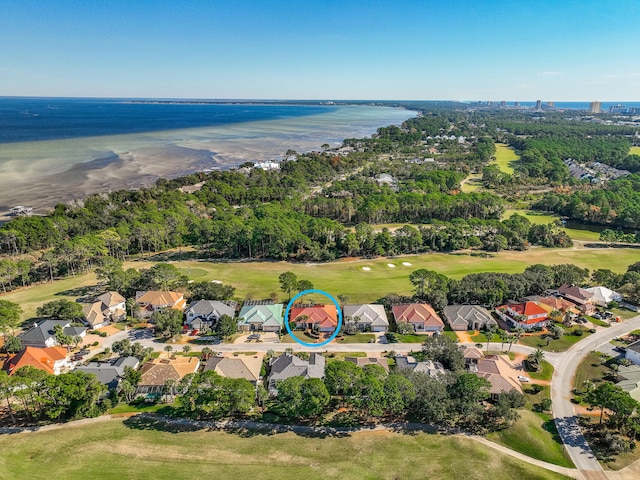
[[164, 345, 173, 354], [485, 326, 497, 351], [527, 348, 545, 371], [337, 294, 350, 309], [508, 327, 525, 353], [201, 347, 213, 361], [182, 345, 191, 354]]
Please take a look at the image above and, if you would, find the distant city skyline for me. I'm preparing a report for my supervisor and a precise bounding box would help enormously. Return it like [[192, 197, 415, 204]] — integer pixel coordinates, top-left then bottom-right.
[[1, 0, 639, 100]]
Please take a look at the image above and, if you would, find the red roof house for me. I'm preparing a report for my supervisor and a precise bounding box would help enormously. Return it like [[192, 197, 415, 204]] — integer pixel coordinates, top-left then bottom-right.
[[4, 346, 70, 375], [495, 301, 549, 330], [391, 304, 444, 333], [290, 305, 338, 333]]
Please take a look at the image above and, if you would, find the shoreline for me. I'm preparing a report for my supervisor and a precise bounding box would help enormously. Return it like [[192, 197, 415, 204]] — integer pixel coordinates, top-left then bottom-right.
[[0, 105, 417, 218]]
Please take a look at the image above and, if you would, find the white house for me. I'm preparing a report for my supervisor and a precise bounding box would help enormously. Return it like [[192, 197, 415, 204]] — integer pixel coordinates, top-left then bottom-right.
[[626, 341, 640, 366], [585, 286, 623, 307]]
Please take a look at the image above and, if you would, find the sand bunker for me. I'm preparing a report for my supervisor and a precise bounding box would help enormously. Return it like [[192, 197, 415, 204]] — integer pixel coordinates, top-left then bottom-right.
[[402, 262, 412, 266], [362, 267, 371, 271], [210, 280, 222, 284], [387, 263, 395, 268]]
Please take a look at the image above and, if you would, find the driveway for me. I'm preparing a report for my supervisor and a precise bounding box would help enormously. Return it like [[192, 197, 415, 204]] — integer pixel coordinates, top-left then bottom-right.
[[551, 314, 640, 480]]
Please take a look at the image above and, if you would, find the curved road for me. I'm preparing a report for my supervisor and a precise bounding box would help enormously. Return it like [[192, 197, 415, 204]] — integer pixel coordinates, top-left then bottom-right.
[[96, 316, 640, 480], [551, 315, 640, 480]]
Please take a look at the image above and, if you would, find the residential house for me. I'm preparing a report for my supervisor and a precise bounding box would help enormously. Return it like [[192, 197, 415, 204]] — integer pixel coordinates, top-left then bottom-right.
[[237, 303, 283, 332], [75, 356, 139, 390], [82, 291, 126, 329], [395, 355, 445, 376], [391, 304, 445, 333], [473, 354, 523, 397], [495, 302, 549, 330], [556, 284, 596, 314], [290, 305, 338, 333], [267, 352, 325, 395], [135, 291, 187, 319], [136, 355, 200, 397], [617, 364, 640, 402], [585, 286, 623, 308], [443, 305, 497, 331], [625, 340, 640, 366], [460, 345, 484, 367], [536, 296, 580, 319], [204, 354, 263, 385], [184, 300, 236, 331], [343, 304, 389, 332], [345, 356, 389, 372], [5, 346, 71, 375], [18, 319, 87, 348]]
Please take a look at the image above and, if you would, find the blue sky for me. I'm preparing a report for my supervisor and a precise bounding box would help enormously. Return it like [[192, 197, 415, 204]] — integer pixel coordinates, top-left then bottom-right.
[[1, 0, 639, 100]]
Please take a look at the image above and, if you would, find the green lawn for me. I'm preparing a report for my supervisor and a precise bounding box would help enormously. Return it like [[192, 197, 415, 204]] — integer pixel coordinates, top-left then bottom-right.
[[573, 352, 610, 395], [501, 210, 559, 225], [488, 410, 574, 468], [518, 326, 592, 352], [630, 146, 640, 155], [527, 360, 554, 382], [395, 333, 429, 343], [4, 246, 639, 323], [492, 143, 519, 174], [0, 418, 573, 480], [336, 333, 375, 344]]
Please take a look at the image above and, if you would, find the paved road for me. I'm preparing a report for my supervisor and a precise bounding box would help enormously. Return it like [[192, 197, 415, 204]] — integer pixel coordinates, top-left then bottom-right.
[[551, 315, 640, 480]]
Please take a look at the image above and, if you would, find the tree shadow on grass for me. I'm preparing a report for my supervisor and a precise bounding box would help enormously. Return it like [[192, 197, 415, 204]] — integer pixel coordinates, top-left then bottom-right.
[[55, 285, 102, 299]]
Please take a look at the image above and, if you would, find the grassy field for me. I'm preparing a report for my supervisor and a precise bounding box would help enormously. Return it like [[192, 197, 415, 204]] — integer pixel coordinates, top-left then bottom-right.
[[500, 209, 603, 242], [0, 419, 573, 480], [488, 410, 574, 468], [519, 326, 592, 352], [493, 143, 519, 174], [527, 360, 554, 382], [573, 352, 610, 395], [3, 246, 639, 322], [630, 146, 640, 155]]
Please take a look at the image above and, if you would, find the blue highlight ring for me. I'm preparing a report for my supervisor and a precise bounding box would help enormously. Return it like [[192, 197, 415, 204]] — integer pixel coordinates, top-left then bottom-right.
[[283, 289, 343, 348]]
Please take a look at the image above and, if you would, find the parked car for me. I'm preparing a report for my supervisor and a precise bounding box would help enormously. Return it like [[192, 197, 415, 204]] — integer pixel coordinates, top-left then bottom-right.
[[577, 317, 587, 324], [592, 313, 602, 320], [614, 346, 626, 353], [518, 376, 531, 382], [247, 333, 261, 340]]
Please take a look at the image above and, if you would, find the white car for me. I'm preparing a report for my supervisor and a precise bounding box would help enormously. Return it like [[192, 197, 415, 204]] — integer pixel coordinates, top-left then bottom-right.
[[518, 375, 531, 382]]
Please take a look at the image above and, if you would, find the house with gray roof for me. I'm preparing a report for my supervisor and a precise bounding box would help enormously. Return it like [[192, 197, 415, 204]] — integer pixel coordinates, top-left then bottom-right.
[[19, 319, 87, 348], [617, 364, 640, 402], [267, 352, 325, 395], [343, 304, 389, 332], [74, 356, 139, 390], [185, 300, 236, 331], [237, 303, 283, 332], [395, 355, 445, 376], [443, 305, 497, 331]]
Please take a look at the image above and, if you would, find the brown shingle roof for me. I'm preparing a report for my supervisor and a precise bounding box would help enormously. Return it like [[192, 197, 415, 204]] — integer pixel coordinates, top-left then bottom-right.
[[139, 355, 199, 387]]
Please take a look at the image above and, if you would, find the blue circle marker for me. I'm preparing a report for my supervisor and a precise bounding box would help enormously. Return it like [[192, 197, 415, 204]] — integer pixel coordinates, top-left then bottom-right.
[[283, 289, 343, 348]]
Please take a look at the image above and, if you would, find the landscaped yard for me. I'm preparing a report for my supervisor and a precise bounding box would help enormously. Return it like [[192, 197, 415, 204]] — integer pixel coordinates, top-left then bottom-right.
[[518, 326, 592, 352], [573, 351, 611, 395], [336, 333, 375, 344], [488, 410, 574, 468], [0, 418, 573, 480], [527, 360, 554, 382]]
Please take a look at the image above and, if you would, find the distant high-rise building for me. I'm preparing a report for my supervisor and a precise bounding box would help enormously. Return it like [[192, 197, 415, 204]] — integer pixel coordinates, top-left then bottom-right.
[[487, 101, 493, 107], [500, 100, 506, 108], [514, 101, 520, 107], [609, 104, 627, 114], [590, 101, 602, 113], [535, 100, 542, 110], [547, 102, 554, 107]]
